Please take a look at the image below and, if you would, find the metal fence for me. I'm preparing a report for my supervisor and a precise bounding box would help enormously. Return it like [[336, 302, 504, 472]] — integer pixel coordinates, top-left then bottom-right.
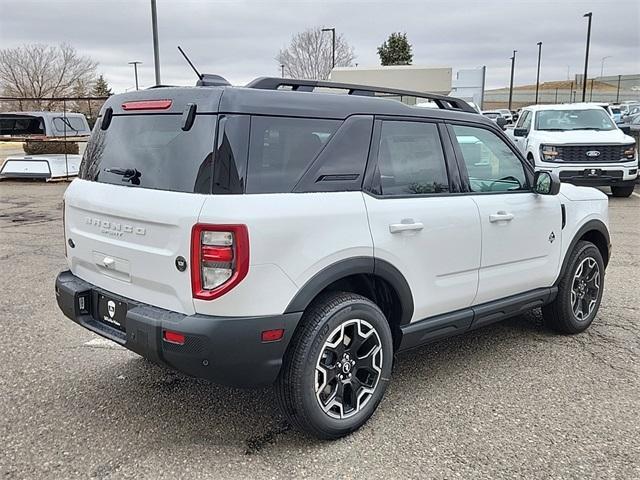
[[0, 96, 108, 180], [484, 74, 640, 109]]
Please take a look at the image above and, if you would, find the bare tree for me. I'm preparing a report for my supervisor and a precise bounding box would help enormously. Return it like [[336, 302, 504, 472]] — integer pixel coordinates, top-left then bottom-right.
[[0, 43, 98, 110], [276, 27, 356, 80]]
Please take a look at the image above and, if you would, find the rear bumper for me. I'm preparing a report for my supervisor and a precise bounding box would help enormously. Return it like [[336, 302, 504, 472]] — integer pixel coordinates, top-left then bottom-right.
[[55, 270, 302, 388]]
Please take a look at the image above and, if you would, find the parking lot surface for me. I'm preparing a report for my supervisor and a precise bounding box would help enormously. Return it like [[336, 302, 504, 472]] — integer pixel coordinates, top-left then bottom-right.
[[1, 181, 639, 479]]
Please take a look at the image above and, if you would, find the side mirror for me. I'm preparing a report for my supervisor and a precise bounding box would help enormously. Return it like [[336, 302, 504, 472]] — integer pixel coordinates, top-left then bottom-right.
[[620, 125, 631, 135], [534, 171, 561, 195], [496, 117, 508, 129], [513, 127, 528, 137]]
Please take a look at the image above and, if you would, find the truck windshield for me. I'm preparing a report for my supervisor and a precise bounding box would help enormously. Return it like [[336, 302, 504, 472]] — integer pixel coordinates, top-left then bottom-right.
[[79, 114, 216, 193], [536, 109, 616, 131]]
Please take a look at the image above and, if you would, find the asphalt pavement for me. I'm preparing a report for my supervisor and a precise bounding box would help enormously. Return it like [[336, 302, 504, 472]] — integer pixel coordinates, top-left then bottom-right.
[[1, 181, 638, 479]]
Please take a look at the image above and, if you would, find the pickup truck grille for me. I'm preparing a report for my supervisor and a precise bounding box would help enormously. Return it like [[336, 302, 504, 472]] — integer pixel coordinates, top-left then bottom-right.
[[556, 145, 629, 163]]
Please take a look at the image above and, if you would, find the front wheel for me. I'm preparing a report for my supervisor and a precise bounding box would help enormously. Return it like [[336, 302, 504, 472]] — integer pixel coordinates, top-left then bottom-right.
[[542, 241, 605, 334], [275, 292, 393, 439], [611, 185, 635, 198]]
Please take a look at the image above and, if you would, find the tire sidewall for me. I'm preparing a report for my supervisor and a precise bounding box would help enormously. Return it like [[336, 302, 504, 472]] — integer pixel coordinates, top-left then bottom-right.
[[298, 299, 393, 437]]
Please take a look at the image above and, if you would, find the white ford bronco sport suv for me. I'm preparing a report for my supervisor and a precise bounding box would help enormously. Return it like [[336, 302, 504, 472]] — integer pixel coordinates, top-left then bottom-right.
[[56, 77, 610, 439], [506, 103, 638, 197]]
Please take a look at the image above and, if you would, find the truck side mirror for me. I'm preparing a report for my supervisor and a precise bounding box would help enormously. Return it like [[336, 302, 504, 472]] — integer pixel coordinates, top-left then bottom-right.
[[513, 127, 528, 137], [534, 171, 560, 195]]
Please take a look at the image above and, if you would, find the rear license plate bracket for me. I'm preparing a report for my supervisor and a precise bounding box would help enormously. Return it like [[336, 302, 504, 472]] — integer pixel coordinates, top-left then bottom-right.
[[96, 293, 127, 332]]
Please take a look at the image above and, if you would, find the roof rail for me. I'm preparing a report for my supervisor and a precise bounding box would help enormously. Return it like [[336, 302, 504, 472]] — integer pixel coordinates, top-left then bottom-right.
[[245, 77, 477, 113]]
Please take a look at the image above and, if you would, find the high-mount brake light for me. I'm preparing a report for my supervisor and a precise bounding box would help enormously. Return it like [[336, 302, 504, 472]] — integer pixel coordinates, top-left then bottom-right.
[[121, 99, 172, 111], [191, 224, 249, 300]]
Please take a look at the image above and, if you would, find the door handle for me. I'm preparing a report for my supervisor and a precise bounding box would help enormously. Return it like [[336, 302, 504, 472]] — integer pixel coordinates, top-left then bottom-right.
[[389, 221, 424, 234], [489, 211, 514, 223]]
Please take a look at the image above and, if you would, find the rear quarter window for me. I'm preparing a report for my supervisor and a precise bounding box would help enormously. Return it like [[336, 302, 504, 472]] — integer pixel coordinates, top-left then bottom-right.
[[79, 114, 216, 193], [245, 116, 340, 194]]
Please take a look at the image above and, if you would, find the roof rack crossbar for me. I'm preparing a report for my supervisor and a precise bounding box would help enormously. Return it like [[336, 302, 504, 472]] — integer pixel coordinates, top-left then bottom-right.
[[245, 77, 476, 113]]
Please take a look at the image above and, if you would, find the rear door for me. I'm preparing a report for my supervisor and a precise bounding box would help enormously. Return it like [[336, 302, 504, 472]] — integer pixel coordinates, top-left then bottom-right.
[[64, 95, 218, 315], [448, 123, 562, 305], [363, 119, 481, 322]]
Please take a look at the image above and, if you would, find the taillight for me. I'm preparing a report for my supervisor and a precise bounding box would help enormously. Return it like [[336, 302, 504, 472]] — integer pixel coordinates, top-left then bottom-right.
[[191, 224, 249, 300]]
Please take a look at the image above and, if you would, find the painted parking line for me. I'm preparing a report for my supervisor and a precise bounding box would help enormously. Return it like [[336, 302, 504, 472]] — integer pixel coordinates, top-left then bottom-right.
[[632, 192, 640, 199]]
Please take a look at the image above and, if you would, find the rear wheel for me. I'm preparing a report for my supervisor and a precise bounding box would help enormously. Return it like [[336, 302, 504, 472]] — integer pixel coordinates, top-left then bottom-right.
[[542, 241, 604, 333], [275, 292, 393, 439], [611, 185, 635, 198]]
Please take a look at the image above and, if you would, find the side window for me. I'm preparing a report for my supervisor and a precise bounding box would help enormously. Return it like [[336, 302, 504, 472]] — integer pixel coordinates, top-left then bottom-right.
[[451, 124, 529, 193], [375, 121, 449, 196], [516, 110, 531, 131], [246, 116, 340, 194]]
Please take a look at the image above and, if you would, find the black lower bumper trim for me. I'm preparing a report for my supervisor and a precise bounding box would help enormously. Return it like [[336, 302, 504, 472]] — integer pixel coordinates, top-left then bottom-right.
[[55, 270, 302, 388]]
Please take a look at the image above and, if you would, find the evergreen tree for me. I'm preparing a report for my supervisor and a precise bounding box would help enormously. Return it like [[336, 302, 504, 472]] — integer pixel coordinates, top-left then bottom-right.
[[377, 33, 413, 66], [92, 75, 112, 97]]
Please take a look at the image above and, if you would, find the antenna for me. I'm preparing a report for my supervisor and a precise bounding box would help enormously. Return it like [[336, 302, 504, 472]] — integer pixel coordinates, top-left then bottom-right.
[[177, 46, 202, 80]]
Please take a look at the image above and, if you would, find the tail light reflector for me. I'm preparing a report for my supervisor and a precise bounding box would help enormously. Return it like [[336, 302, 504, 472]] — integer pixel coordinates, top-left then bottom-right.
[[163, 330, 185, 345], [261, 329, 285, 342], [191, 224, 249, 300]]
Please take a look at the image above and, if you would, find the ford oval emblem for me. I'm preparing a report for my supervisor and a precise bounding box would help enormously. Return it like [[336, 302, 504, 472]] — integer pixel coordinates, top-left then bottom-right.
[[585, 150, 601, 157]]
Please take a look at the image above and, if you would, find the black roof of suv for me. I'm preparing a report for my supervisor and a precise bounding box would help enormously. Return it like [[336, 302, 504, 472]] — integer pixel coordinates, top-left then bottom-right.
[[101, 76, 489, 125]]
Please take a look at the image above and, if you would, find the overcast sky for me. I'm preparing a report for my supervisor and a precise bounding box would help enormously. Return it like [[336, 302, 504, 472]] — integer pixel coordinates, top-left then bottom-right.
[[1, 0, 638, 93]]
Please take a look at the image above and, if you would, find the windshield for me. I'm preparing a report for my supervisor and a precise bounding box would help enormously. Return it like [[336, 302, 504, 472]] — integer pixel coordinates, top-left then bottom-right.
[[79, 114, 216, 193], [535, 109, 617, 131]]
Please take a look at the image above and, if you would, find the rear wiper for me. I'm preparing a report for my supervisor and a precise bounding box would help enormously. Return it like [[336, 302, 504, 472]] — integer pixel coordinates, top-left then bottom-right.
[[104, 167, 141, 185]]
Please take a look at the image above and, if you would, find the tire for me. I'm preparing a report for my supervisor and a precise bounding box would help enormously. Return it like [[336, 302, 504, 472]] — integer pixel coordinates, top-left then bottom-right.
[[542, 241, 605, 334], [610, 185, 635, 198], [275, 291, 393, 439]]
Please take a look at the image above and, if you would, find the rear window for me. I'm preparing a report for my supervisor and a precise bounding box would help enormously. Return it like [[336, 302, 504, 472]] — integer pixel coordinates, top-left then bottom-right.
[[245, 116, 340, 194], [53, 116, 87, 134], [79, 114, 216, 193]]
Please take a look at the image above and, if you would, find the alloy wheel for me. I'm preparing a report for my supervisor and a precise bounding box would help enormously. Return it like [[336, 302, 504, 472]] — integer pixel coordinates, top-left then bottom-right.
[[570, 257, 601, 321], [314, 319, 383, 419]]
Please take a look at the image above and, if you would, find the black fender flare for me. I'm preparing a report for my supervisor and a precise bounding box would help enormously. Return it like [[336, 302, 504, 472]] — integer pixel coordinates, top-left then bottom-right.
[[284, 256, 414, 325], [557, 219, 610, 283]]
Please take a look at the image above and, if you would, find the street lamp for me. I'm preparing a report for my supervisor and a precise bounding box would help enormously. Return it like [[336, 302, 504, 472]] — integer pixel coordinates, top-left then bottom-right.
[[581, 12, 592, 102], [535, 42, 542, 104], [600, 56, 612, 77], [128, 61, 142, 90], [508, 50, 517, 111], [321, 27, 336, 70]]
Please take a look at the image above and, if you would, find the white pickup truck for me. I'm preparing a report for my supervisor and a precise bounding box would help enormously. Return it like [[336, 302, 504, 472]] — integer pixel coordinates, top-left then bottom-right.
[[506, 103, 638, 197]]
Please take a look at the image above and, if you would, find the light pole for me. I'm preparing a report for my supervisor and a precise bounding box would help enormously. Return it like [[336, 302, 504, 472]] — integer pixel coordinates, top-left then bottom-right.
[[535, 42, 542, 104], [581, 12, 592, 102], [150, 0, 161, 85], [508, 50, 517, 111], [128, 61, 142, 90], [600, 56, 612, 77], [322, 27, 336, 70], [281, 64, 285, 78]]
